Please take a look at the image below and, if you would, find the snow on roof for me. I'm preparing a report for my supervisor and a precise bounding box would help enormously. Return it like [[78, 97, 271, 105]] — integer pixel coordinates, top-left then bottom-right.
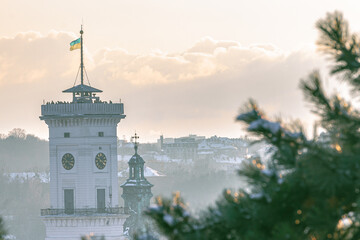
[[118, 166, 165, 178], [4, 172, 50, 183], [218, 145, 237, 150], [144, 166, 165, 177], [198, 151, 214, 155], [198, 140, 211, 150], [210, 143, 223, 148], [215, 155, 245, 163], [153, 154, 181, 162], [4, 234, 16, 240], [198, 140, 238, 151]]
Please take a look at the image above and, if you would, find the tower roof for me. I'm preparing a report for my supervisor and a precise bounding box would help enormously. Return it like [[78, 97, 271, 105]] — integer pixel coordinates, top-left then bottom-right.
[[63, 84, 102, 93], [128, 153, 145, 164], [121, 133, 154, 186]]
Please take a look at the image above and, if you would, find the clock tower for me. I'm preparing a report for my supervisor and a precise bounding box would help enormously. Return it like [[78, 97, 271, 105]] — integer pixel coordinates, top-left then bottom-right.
[[40, 27, 128, 240]]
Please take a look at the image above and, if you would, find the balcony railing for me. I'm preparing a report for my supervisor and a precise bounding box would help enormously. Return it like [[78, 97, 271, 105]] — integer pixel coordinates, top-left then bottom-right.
[[41, 207, 128, 216], [41, 103, 124, 117]]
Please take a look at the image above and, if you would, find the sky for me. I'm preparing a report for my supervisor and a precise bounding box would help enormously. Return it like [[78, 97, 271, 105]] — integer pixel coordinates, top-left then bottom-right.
[[0, 0, 359, 142]]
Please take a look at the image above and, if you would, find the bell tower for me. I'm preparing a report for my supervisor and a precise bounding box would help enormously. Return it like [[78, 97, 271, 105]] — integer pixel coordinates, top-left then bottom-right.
[[121, 133, 153, 234], [40, 27, 128, 240]]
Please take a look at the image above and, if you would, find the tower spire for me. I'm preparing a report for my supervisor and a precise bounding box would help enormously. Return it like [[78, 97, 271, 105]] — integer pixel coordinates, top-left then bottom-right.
[[80, 25, 84, 86]]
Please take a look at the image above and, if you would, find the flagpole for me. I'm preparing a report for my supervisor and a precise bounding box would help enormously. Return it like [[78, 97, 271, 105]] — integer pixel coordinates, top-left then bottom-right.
[[80, 25, 84, 86]]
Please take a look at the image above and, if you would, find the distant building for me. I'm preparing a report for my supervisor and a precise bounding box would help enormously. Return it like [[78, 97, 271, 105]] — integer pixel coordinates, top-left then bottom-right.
[[118, 134, 252, 175], [157, 134, 248, 162], [161, 136, 198, 160], [188, 134, 206, 141], [157, 135, 175, 149]]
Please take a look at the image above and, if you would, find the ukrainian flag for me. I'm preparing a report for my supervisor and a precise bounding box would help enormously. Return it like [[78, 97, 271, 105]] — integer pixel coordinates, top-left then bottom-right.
[[70, 38, 81, 51]]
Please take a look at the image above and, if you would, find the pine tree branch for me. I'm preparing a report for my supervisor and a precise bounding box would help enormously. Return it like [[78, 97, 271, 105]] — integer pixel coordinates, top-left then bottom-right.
[[316, 11, 360, 92], [237, 100, 307, 169]]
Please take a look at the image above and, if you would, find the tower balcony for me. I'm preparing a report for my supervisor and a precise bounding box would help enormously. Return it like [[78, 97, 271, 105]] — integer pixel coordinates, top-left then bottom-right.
[[40, 102, 125, 119], [41, 207, 129, 217]]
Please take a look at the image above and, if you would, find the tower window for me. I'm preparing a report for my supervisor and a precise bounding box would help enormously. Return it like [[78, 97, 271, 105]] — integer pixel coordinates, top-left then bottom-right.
[[64, 132, 70, 138], [98, 132, 104, 137]]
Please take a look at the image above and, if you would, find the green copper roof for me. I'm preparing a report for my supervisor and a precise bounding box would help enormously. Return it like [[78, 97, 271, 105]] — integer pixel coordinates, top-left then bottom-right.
[[128, 154, 145, 164], [63, 84, 103, 93]]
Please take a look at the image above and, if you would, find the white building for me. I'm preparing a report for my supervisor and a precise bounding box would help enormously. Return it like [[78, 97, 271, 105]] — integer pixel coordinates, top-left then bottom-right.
[[40, 28, 128, 240]]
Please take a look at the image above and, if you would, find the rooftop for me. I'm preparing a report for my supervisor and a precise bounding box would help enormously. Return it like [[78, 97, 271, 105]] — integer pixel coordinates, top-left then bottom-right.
[[40, 102, 125, 119], [63, 84, 103, 93]]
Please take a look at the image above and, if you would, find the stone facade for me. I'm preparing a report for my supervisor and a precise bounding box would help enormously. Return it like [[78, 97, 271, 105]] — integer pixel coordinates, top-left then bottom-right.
[[41, 106, 124, 209], [40, 94, 128, 239]]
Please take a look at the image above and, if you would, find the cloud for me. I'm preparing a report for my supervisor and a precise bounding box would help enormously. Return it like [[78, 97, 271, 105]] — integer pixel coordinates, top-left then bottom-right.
[[94, 44, 223, 85], [187, 37, 241, 54], [0, 31, 326, 141], [92, 37, 287, 86], [0, 31, 80, 86]]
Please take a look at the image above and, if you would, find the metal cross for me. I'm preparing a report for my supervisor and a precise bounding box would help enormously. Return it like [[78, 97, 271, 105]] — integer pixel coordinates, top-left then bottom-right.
[[131, 132, 139, 144], [131, 132, 139, 153]]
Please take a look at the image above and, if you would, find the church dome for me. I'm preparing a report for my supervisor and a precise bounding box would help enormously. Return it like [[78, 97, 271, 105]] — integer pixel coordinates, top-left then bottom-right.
[[128, 153, 145, 164]]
